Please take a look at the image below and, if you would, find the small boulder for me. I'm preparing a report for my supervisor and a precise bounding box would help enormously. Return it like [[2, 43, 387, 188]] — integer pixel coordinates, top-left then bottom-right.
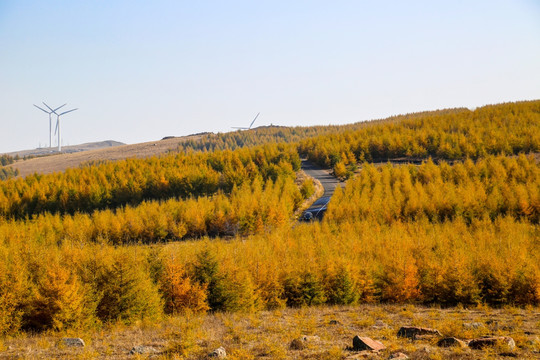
[[130, 345, 158, 355], [290, 335, 320, 350], [329, 319, 341, 325], [208, 346, 227, 358], [437, 337, 468, 348], [352, 336, 386, 352], [62, 338, 85, 347], [468, 336, 515, 350], [388, 353, 409, 359], [397, 326, 442, 339], [290, 338, 306, 350]]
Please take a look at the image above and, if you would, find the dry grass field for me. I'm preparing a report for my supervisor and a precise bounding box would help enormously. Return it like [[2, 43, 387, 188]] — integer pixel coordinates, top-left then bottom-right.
[[9, 136, 201, 178], [0, 305, 538, 359]]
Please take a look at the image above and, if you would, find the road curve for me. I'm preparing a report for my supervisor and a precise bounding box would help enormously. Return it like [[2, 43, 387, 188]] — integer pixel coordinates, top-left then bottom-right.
[[301, 160, 342, 220]]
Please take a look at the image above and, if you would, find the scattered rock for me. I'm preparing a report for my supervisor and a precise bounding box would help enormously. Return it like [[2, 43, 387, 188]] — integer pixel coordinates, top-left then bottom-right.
[[61, 338, 85, 347], [208, 346, 227, 358], [437, 337, 468, 348], [352, 336, 386, 352], [388, 352, 409, 359], [129, 345, 158, 355], [397, 326, 442, 339], [290, 338, 306, 350], [329, 319, 341, 325], [290, 335, 320, 350], [464, 322, 483, 329], [468, 336, 515, 350]]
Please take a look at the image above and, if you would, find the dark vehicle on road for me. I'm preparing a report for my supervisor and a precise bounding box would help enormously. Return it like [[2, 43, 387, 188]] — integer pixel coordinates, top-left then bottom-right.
[[302, 196, 330, 221]]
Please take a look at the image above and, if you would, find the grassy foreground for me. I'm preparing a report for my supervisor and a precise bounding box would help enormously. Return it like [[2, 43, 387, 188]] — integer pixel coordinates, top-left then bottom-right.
[[1, 304, 538, 359]]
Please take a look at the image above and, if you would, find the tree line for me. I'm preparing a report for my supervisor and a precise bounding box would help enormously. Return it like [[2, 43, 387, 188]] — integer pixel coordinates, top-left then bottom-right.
[[0, 144, 300, 219], [298, 100, 540, 168], [0, 214, 537, 335], [326, 154, 539, 224]]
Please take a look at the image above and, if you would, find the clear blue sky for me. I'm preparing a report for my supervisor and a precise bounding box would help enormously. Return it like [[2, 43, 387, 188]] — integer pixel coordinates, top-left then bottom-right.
[[1, 0, 539, 153]]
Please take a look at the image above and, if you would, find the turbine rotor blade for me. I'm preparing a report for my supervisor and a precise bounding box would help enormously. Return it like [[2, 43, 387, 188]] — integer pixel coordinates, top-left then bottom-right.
[[42, 102, 55, 113], [54, 119, 59, 135], [59, 108, 78, 116], [34, 104, 49, 113], [53, 103, 67, 112], [249, 112, 260, 129]]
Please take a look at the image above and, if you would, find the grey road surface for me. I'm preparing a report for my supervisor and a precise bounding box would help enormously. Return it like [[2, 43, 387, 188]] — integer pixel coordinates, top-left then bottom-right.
[[301, 160, 342, 220]]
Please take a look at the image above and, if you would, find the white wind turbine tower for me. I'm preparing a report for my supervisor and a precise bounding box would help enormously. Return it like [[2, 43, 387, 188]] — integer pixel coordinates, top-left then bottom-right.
[[34, 103, 66, 148], [43, 103, 78, 152], [53, 108, 78, 152]]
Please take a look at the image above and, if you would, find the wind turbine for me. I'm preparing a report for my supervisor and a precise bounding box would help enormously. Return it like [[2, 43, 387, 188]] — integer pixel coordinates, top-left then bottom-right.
[[34, 103, 66, 148], [53, 108, 78, 152], [232, 112, 260, 130]]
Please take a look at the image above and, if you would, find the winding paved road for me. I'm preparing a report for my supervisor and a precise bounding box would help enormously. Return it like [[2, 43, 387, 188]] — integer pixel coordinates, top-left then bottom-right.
[[301, 160, 342, 220]]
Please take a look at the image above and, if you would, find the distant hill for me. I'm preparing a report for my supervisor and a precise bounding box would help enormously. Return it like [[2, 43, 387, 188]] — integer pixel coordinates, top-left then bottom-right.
[[3, 140, 125, 159], [6, 136, 202, 178]]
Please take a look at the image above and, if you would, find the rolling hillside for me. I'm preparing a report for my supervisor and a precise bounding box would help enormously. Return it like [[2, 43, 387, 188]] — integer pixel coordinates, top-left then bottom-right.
[[0, 100, 538, 360], [5, 136, 200, 178]]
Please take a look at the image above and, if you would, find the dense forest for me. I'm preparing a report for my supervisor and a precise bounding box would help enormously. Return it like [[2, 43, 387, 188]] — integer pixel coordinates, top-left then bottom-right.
[[0, 175, 309, 246], [0, 100, 538, 335], [327, 155, 539, 224], [299, 101, 540, 167], [0, 214, 537, 334], [0, 144, 300, 219], [178, 108, 469, 153]]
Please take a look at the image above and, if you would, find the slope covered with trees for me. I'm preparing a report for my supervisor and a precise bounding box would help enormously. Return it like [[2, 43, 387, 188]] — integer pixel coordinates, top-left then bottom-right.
[[0, 144, 300, 219], [326, 155, 539, 224], [299, 101, 540, 168], [0, 214, 537, 335], [0, 100, 538, 336], [178, 109, 468, 153]]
